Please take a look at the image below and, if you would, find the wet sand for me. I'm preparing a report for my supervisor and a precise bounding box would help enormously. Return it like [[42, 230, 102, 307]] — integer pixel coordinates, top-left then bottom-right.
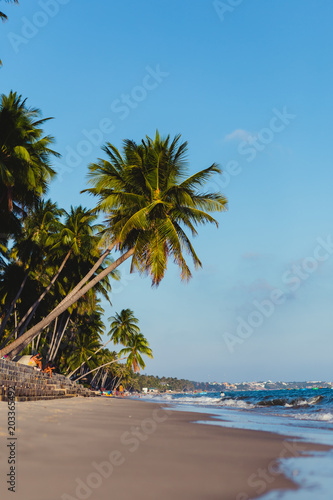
[[0, 397, 329, 500]]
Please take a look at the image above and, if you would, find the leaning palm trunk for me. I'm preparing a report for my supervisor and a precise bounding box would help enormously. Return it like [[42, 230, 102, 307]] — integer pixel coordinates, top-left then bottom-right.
[[0, 271, 29, 339], [49, 312, 71, 362], [91, 367, 101, 385], [45, 317, 58, 362], [74, 358, 126, 382], [101, 370, 108, 388], [96, 370, 104, 388], [47, 314, 65, 362], [3, 250, 71, 348], [9, 245, 115, 357], [0, 248, 134, 358], [3, 245, 113, 355], [111, 376, 120, 391], [51, 244, 115, 316], [34, 332, 42, 354], [67, 337, 114, 378]]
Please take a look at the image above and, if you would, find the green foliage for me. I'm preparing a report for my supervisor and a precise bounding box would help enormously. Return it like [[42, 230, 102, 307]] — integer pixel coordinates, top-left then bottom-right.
[[0, 91, 58, 221], [84, 131, 227, 286], [130, 374, 197, 392], [0, 116, 225, 381], [108, 308, 140, 345]]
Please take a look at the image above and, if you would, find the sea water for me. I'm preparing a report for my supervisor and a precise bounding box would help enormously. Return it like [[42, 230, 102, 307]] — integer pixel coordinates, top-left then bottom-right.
[[140, 389, 333, 499]]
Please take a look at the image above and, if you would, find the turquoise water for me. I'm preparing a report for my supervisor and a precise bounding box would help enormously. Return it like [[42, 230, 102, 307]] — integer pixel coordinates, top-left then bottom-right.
[[141, 389, 333, 499]]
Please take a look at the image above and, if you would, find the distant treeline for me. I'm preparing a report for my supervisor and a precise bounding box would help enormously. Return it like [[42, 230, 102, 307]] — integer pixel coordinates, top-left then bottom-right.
[[130, 373, 222, 392]]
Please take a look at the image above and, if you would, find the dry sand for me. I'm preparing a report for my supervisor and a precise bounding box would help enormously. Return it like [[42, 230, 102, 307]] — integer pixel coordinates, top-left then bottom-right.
[[0, 397, 329, 500]]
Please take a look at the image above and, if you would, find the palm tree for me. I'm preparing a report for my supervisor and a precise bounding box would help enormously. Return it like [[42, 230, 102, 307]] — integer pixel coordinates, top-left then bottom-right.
[[74, 334, 151, 382], [0, 132, 227, 357], [0, 91, 58, 216], [0, 200, 64, 342], [110, 363, 132, 390], [85, 131, 227, 285], [119, 332, 153, 373], [6, 206, 116, 358], [108, 309, 140, 345], [67, 308, 138, 378], [67, 331, 101, 376]]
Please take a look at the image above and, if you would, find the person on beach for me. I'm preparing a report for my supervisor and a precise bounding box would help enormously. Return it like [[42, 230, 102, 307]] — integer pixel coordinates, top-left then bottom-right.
[[30, 353, 42, 370], [119, 385, 124, 397]]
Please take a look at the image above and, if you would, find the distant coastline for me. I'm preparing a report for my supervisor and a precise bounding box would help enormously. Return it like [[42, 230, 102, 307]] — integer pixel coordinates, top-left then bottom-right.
[[135, 372, 332, 393]]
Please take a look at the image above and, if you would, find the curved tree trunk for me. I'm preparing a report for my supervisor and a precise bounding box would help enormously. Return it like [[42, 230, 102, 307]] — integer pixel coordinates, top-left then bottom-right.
[[67, 337, 114, 378], [34, 332, 42, 354], [91, 367, 101, 385], [0, 271, 29, 339], [101, 370, 108, 388], [3, 250, 71, 348], [0, 248, 134, 358], [51, 244, 115, 316], [50, 312, 71, 362], [74, 358, 126, 382], [45, 317, 58, 362]]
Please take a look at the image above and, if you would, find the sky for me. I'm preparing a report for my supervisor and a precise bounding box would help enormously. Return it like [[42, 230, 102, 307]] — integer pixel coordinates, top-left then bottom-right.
[[1, 0, 333, 383]]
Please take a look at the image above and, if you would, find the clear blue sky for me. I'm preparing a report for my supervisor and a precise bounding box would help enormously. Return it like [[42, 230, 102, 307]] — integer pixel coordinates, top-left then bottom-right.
[[2, 0, 333, 383]]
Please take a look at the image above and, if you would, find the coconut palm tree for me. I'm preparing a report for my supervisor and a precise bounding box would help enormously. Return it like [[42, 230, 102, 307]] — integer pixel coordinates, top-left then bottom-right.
[[6, 206, 116, 358], [85, 131, 227, 285], [0, 132, 227, 357], [108, 308, 140, 345], [119, 332, 153, 373], [0, 91, 58, 216], [0, 200, 64, 341], [67, 331, 101, 376], [74, 334, 151, 382], [67, 308, 137, 378]]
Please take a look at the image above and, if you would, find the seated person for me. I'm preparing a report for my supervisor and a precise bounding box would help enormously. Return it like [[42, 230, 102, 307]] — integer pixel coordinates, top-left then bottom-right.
[[29, 353, 42, 370]]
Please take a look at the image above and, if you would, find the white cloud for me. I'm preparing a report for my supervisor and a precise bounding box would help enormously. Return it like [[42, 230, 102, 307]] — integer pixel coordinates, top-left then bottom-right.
[[224, 128, 256, 143]]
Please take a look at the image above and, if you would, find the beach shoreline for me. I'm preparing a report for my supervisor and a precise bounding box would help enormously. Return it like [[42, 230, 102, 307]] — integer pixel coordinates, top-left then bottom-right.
[[0, 396, 330, 500]]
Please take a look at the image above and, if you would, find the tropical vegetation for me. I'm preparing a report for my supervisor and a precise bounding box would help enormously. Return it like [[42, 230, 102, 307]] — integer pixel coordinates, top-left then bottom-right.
[[0, 90, 227, 389]]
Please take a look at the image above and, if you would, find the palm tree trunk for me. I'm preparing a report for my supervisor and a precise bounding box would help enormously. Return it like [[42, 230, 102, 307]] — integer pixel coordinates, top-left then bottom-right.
[[111, 377, 119, 391], [0, 271, 29, 338], [96, 369, 104, 388], [105, 377, 114, 390], [47, 314, 64, 362], [101, 370, 108, 388], [4, 250, 71, 347], [34, 332, 42, 354], [14, 305, 17, 332], [75, 358, 126, 382], [116, 376, 124, 389], [51, 244, 115, 316], [50, 312, 71, 362], [0, 248, 134, 358], [91, 367, 101, 385], [67, 337, 114, 378], [46, 317, 58, 362]]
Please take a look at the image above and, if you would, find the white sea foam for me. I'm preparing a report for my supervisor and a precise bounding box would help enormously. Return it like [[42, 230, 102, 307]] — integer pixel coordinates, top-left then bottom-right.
[[172, 396, 221, 405], [220, 399, 255, 409], [294, 412, 333, 422]]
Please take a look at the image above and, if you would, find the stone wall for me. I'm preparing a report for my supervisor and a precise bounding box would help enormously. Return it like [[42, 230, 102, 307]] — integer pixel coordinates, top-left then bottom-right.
[[0, 358, 95, 401]]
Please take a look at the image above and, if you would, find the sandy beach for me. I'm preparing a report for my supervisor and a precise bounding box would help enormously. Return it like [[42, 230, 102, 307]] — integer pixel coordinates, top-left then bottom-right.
[[0, 397, 329, 500]]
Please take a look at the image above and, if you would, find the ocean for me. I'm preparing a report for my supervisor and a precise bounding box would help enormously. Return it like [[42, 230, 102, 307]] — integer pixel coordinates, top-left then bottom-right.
[[140, 388, 333, 499]]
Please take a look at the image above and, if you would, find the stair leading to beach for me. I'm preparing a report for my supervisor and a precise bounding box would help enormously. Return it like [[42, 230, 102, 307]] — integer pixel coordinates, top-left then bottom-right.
[[0, 358, 95, 401]]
